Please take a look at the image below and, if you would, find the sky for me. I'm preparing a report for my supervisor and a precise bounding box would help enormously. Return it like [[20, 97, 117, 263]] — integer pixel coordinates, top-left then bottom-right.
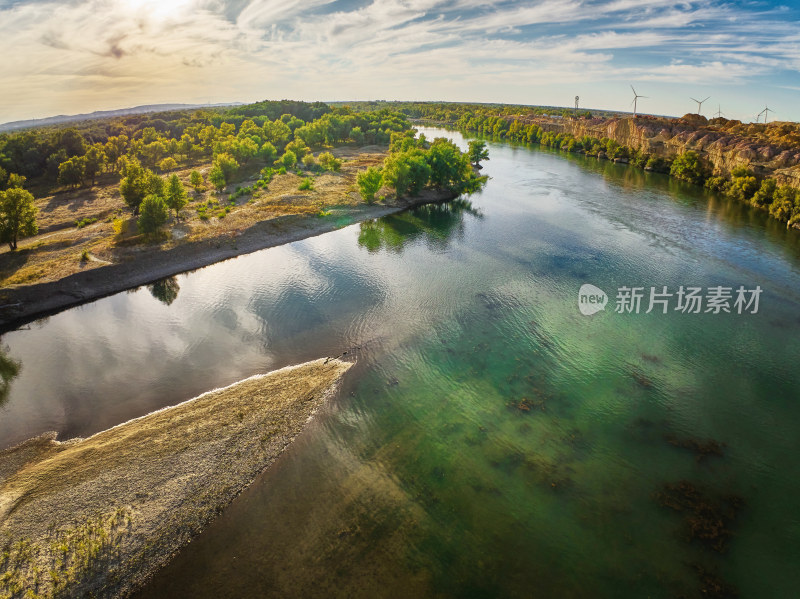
[[1, 0, 799, 124]]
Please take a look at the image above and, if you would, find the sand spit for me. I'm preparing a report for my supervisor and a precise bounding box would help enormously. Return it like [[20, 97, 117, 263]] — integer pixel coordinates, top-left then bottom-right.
[[0, 358, 352, 598]]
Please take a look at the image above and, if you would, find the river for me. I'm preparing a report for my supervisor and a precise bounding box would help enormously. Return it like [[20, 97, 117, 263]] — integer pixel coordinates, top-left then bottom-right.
[[2, 128, 800, 598]]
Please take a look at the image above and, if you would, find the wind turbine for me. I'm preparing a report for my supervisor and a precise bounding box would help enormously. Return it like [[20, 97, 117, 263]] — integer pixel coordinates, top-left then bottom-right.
[[630, 85, 647, 117], [712, 105, 724, 119], [758, 106, 773, 124], [690, 96, 710, 115]]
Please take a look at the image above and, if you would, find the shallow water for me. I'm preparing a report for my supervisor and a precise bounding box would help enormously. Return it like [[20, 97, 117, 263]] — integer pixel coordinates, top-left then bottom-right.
[[2, 128, 800, 597]]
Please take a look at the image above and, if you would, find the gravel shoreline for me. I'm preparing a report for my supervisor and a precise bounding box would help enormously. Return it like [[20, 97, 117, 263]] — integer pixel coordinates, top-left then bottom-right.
[[0, 358, 352, 599]]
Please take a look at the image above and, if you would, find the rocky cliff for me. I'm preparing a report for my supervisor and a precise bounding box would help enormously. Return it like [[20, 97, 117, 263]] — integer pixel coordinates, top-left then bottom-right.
[[515, 114, 800, 189]]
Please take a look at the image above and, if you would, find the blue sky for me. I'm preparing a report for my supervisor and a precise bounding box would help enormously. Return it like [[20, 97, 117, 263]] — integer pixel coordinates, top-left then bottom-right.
[[1, 0, 799, 123]]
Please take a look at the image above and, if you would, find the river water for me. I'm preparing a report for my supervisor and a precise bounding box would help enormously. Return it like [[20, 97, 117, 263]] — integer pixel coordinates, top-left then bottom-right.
[[2, 128, 800, 598]]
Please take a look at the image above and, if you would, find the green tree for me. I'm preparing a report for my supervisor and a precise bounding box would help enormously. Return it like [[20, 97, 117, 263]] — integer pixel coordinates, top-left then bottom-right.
[[317, 152, 341, 172], [751, 178, 777, 207], [259, 142, 277, 165], [275, 150, 297, 169], [190, 170, 204, 194], [213, 152, 239, 180], [669, 151, 706, 185], [57, 156, 87, 188], [357, 167, 383, 202], [159, 157, 178, 173], [209, 165, 226, 193], [137, 194, 169, 236], [383, 149, 431, 197], [120, 162, 162, 214], [467, 140, 489, 166], [6, 174, 26, 189], [165, 174, 188, 218], [84, 145, 106, 185], [0, 187, 38, 250], [426, 138, 473, 192]]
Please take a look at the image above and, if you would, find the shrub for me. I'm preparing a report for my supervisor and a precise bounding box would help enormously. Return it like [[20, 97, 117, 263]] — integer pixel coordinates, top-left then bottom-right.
[[298, 178, 314, 191], [357, 167, 383, 202], [318, 152, 342, 172]]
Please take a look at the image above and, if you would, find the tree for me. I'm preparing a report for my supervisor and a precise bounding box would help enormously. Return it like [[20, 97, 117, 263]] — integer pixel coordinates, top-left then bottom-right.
[[84, 145, 106, 185], [751, 178, 777, 208], [357, 167, 383, 202], [213, 152, 239, 180], [275, 150, 297, 169], [317, 152, 341, 172], [159, 157, 178, 173], [383, 149, 431, 197], [57, 156, 87, 188], [120, 162, 162, 214], [669, 151, 706, 185], [190, 170, 204, 194], [468, 140, 489, 167], [426, 138, 472, 192], [165, 174, 188, 218], [209, 165, 226, 193], [137, 194, 169, 236], [259, 142, 277, 165], [0, 187, 38, 250]]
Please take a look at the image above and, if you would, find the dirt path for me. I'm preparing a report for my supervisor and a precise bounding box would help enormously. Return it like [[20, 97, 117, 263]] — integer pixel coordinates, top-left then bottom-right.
[[0, 358, 352, 599]]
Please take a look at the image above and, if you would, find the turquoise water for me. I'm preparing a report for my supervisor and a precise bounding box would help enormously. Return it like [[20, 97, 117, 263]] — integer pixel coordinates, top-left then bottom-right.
[[3, 129, 800, 597]]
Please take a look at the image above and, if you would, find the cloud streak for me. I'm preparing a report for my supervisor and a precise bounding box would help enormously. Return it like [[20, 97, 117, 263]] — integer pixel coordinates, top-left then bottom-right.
[[1, 0, 799, 122]]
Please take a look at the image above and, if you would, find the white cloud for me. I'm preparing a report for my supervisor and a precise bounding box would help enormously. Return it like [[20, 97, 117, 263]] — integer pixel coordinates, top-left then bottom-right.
[[1, 0, 799, 122]]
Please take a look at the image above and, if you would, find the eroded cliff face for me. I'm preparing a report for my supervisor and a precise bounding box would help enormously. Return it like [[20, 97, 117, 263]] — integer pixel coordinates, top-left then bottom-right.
[[517, 115, 800, 189]]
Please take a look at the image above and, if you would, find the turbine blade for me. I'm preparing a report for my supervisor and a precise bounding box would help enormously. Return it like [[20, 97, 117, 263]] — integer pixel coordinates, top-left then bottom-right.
[[690, 97, 699, 102], [631, 85, 637, 95], [702, 97, 710, 102]]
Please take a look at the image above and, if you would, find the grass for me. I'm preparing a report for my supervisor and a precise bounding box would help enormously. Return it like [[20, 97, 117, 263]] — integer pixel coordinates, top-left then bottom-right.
[[74, 218, 98, 229], [0, 508, 132, 599]]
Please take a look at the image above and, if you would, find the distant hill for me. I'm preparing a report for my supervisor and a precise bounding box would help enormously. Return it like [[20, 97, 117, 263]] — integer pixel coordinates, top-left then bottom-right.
[[0, 103, 243, 133]]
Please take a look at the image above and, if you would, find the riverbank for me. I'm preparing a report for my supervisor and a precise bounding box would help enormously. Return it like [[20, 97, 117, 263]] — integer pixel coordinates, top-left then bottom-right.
[[0, 186, 457, 332], [0, 357, 352, 599]]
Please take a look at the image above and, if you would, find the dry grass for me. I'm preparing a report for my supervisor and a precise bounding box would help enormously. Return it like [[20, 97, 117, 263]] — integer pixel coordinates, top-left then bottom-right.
[[0, 150, 387, 289], [0, 358, 352, 599]]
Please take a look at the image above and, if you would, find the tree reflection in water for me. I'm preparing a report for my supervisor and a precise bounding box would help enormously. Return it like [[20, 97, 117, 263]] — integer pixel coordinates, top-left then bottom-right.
[[357, 199, 483, 253]]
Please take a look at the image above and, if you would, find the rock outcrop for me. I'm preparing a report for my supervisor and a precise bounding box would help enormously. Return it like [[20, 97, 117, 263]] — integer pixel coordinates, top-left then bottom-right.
[[511, 114, 800, 189]]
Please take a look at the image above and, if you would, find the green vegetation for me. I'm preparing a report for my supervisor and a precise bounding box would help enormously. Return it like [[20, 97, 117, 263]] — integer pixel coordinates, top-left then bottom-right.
[[298, 177, 314, 191], [0, 508, 131, 599], [189, 170, 204, 194], [137, 194, 169, 236], [380, 131, 486, 199], [317, 152, 341, 172], [468, 140, 489, 167], [0, 184, 38, 250], [669, 151, 706, 184], [339, 102, 800, 228], [165, 174, 188, 218], [357, 167, 383, 202]]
